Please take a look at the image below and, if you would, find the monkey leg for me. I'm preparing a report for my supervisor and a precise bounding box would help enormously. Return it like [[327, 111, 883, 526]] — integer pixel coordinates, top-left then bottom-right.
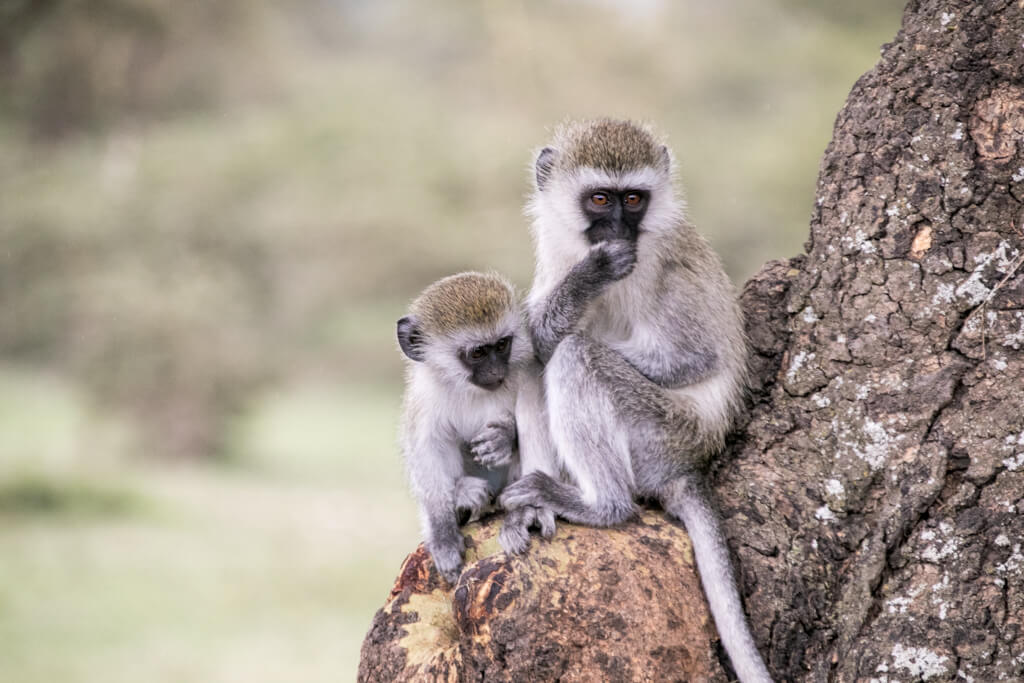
[[418, 477, 468, 583], [512, 360, 560, 479], [498, 361, 564, 554], [424, 506, 466, 584], [502, 333, 666, 526]]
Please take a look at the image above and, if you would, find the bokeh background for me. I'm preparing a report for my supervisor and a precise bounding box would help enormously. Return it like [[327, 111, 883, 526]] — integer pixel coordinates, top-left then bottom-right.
[[0, 1, 902, 680]]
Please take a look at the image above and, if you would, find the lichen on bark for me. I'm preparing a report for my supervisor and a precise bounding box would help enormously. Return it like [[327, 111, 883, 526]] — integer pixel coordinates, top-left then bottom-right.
[[721, 1, 1024, 680]]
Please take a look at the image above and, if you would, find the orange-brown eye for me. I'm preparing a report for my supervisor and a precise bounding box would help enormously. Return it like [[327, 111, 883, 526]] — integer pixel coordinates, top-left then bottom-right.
[[470, 347, 486, 360], [591, 193, 609, 207], [624, 193, 642, 206], [495, 337, 510, 352]]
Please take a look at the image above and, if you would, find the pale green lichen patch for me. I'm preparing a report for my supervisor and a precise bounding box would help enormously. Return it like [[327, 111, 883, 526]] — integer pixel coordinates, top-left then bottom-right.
[[461, 519, 502, 565], [397, 592, 460, 670]]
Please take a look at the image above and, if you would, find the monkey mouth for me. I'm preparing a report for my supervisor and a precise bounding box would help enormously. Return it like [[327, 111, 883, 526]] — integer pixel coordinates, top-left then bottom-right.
[[473, 378, 505, 391]]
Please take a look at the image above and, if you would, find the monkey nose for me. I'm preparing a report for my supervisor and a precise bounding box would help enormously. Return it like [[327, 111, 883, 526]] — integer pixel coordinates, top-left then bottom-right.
[[476, 367, 506, 390]]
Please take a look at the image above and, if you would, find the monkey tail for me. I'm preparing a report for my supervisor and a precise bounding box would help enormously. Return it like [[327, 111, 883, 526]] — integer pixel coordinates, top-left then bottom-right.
[[663, 475, 773, 683]]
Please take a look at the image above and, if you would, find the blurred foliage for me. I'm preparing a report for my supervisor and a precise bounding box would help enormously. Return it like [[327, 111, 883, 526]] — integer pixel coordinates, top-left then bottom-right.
[[0, 474, 141, 516], [0, 0, 901, 459], [0, 0, 903, 678]]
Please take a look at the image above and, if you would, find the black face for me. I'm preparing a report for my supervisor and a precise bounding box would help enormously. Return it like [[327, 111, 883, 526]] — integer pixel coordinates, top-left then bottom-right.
[[579, 189, 649, 245], [460, 336, 513, 390]]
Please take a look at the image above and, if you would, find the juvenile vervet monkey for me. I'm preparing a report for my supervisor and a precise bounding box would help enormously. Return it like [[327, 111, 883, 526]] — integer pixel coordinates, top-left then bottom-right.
[[500, 120, 772, 683], [397, 271, 550, 583]]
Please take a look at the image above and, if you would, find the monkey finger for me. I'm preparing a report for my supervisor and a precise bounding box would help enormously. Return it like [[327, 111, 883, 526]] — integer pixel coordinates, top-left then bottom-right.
[[455, 496, 489, 517], [480, 423, 510, 439], [475, 451, 513, 468], [498, 510, 532, 555], [536, 506, 557, 538], [472, 431, 510, 451], [606, 241, 637, 278], [469, 439, 497, 456], [499, 526, 530, 555], [471, 440, 514, 466], [472, 431, 509, 449]]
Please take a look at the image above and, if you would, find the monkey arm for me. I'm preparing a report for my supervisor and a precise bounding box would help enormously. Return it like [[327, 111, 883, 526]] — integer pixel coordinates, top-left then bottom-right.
[[530, 263, 601, 364], [511, 361, 560, 477], [531, 240, 636, 364], [404, 421, 468, 584]]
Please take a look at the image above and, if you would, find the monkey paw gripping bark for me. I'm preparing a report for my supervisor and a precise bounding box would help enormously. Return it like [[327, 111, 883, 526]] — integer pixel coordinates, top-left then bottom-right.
[[358, 511, 724, 682]]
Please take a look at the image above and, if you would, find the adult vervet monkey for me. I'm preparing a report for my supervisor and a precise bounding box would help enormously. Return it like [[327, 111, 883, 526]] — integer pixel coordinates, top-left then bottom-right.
[[501, 120, 772, 683]]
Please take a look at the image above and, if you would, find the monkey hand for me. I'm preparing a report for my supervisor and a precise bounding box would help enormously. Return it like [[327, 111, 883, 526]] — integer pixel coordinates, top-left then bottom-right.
[[589, 239, 637, 283], [454, 475, 492, 520], [499, 504, 557, 555], [498, 470, 550, 511], [428, 533, 466, 585], [470, 421, 517, 468]]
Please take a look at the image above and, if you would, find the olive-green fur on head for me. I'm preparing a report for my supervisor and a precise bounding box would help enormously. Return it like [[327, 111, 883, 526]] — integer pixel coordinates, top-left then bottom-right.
[[551, 119, 666, 173], [410, 272, 514, 336]]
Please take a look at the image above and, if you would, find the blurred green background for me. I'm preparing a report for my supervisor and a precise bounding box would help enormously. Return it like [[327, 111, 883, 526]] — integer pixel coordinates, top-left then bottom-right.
[[0, 1, 901, 680]]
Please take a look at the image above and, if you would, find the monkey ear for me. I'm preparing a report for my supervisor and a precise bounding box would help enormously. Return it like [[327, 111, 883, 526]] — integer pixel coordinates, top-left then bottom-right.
[[658, 145, 672, 173], [535, 147, 557, 191], [397, 316, 426, 361]]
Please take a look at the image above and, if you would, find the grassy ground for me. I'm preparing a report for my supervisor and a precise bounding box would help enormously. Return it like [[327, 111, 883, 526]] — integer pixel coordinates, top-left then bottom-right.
[[0, 369, 417, 681]]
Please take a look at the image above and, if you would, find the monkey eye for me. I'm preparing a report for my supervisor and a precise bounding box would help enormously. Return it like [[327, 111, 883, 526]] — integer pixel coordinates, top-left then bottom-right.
[[590, 193, 610, 207], [495, 336, 511, 352], [624, 192, 643, 207], [469, 346, 487, 360]]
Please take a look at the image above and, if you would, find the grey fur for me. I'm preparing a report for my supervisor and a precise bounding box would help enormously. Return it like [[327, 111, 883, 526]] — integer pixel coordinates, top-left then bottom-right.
[[531, 240, 637, 364], [496, 358, 561, 554], [399, 272, 533, 585], [502, 120, 771, 682]]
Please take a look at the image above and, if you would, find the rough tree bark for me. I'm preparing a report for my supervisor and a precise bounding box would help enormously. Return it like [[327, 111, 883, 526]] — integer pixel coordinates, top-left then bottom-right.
[[361, 1, 1024, 680]]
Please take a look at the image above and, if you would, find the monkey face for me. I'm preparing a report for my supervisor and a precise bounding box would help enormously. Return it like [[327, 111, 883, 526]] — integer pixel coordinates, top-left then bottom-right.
[[459, 336, 513, 390], [579, 188, 650, 245]]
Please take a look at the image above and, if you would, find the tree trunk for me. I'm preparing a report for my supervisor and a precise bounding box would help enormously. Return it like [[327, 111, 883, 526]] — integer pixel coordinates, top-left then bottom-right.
[[724, 0, 1024, 680], [361, 0, 1024, 680]]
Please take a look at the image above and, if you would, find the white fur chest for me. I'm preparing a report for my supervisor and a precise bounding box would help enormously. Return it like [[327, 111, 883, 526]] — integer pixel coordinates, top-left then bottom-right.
[[443, 383, 516, 443]]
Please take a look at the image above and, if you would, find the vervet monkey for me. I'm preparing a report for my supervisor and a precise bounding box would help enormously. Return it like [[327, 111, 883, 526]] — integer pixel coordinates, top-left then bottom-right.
[[500, 120, 772, 683], [396, 271, 551, 583]]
